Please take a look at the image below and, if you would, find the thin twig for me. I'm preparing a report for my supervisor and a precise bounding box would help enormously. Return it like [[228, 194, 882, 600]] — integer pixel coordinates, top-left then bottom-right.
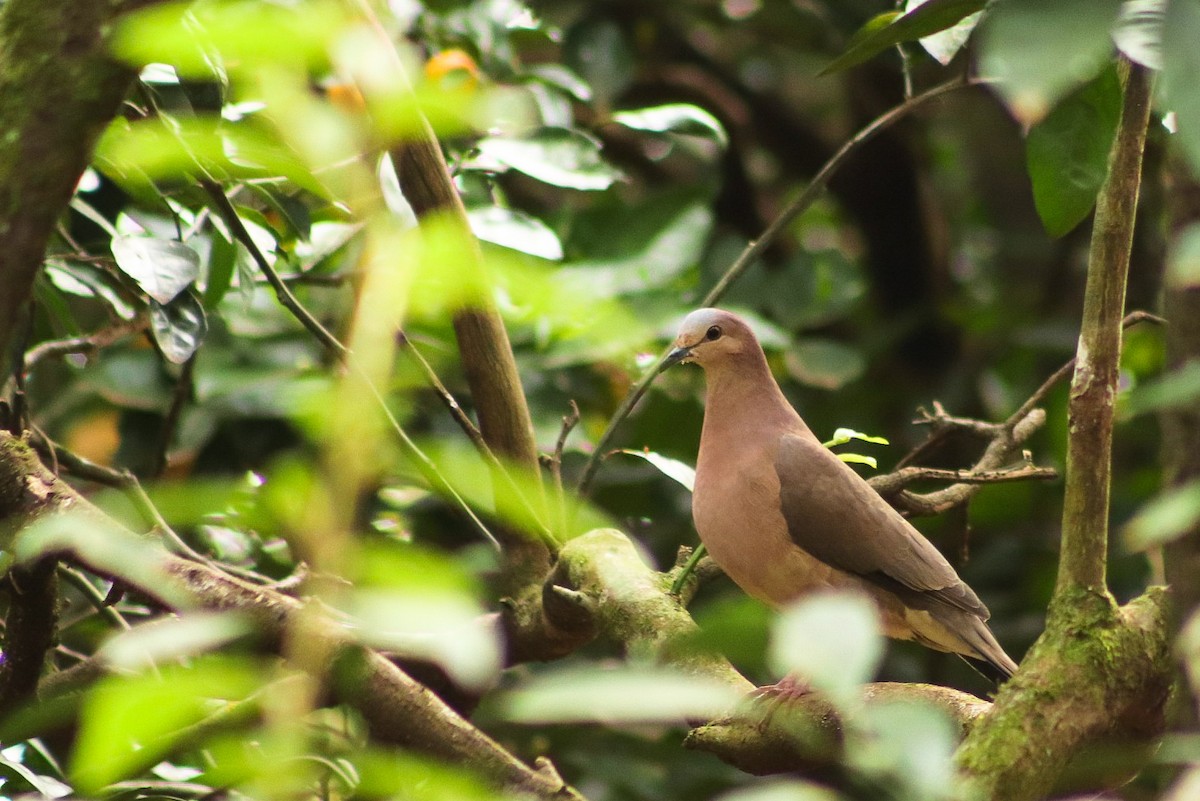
[[577, 76, 979, 495], [549, 400, 580, 535], [57, 565, 131, 631], [398, 330, 486, 452], [152, 353, 195, 478], [23, 316, 147, 370]]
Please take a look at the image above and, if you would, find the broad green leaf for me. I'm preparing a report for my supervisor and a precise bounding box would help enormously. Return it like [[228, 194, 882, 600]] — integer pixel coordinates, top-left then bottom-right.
[[854, 701, 958, 798], [783, 338, 866, 390], [475, 126, 622, 191], [0, 745, 71, 799], [467, 206, 563, 260], [202, 223, 237, 308], [979, 0, 1122, 124], [1124, 480, 1200, 551], [907, 0, 982, 65], [524, 63, 593, 101], [495, 665, 738, 725], [1113, 0, 1166, 70], [616, 449, 696, 492], [1026, 66, 1122, 237], [717, 780, 840, 801], [1122, 359, 1200, 417], [111, 236, 200, 303], [1163, 0, 1200, 174], [111, 0, 347, 78], [150, 289, 208, 363], [769, 592, 883, 708], [612, 104, 728, 149], [820, 0, 985, 75], [352, 750, 509, 801], [99, 612, 251, 671], [71, 657, 263, 793]]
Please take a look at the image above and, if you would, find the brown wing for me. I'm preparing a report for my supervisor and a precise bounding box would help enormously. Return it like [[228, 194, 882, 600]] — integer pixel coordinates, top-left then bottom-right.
[[774, 433, 988, 618]]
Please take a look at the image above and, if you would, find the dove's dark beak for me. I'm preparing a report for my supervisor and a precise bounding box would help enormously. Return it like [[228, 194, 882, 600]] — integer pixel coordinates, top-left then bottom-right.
[[663, 345, 693, 370]]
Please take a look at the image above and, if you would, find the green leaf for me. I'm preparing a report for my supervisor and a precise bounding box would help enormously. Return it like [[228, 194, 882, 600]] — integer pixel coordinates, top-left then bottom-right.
[[837, 453, 879, 469], [907, 0, 983, 65], [202, 223, 237, 309], [616, 449, 696, 492], [1026, 66, 1122, 237], [1123, 480, 1200, 551], [99, 612, 251, 671], [495, 666, 738, 725], [783, 338, 866, 390], [467, 206, 563, 260], [979, 0, 1122, 125], [612, 104, 728, 149], [150, 289, 208, 364], [1122, 359, 1200, 417], [1163, 0, 1200, 174], [717, 780, 840, 801], [820, 0, 985, 75], [475, 127, 622, 191], [855, 701, 958, 798], [769, 592, 883, 708], [111, 236, 200, 303]]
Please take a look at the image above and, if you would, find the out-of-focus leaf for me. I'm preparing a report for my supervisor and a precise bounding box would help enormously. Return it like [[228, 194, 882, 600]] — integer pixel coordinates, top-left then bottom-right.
[[495, 665, 738, 725], [820, 0, 985, 74], [80, 349, 173, 411], [612, 104, 728, 149], [1167, 224, 1200, 289], [616, 449, 696, 492], [854, 701, 958, 798], [70, 657, 263, 793], [769, 592, 883, 708], [979, 0, 1122, 125], [150, 289, 208, 363], [1122, 359, 1200, 417], [475, 127, 622, 191], [1163, 0, 1200, 174], [1026, 66, 1122, 237], [783, 339, 866, 390], [524, 63, 593, 101], [111, 236, 200, 303], [467, 206, 563, 260], [906, 0, 982, 65], [1124, 480, 1200, 551], [1113, 0, 1166, 70], [111, 0, 346, 78], [837, 453, 879, 469], [564, 17, 634, 105], [716, 779, 840, 801], [202, 224, 237, 308], [100, 612, 251, 671], [352, 749, 511, 801]]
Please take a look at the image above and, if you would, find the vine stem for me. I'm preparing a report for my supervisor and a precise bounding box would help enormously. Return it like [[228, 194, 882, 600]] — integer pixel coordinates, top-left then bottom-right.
[[577, 76, 979, 495]]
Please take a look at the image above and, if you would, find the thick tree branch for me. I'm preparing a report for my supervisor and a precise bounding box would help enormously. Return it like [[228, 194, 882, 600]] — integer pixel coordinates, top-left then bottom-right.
[[0, 0, 162, 363], [954, 62, 1170, 801], [0, 432, 581, 801], [1057, 61, 1153, 595]]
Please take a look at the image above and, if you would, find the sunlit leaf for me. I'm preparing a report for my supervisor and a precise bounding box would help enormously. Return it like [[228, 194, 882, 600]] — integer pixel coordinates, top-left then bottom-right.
[[769, 592, 883, 708], [854, 701, 958, 798], [111, 0, 347, 78], [616, 449, 696, 492], [837, 453, 879, 469], [467, 206, 563, 260], [612, 103, 728, 149], [820, 0, 985, 75], [823, 428, 890, 447], [906, 0, 982, 65], [111, 237, 200, 304], [495, 665, 738, 725], [979, 0, 1121, 125], [150, 289, 208, 363], [1026, 66, 1122, 237], [71, 657, 264, 793], [1163, 0, 1200, 174], [475, 126, 622, 191], [1123, 480, 1200, 551]]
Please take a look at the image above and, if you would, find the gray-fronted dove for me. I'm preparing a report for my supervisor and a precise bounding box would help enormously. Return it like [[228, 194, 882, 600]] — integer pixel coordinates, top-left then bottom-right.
[[666, 308, 1018, 681]]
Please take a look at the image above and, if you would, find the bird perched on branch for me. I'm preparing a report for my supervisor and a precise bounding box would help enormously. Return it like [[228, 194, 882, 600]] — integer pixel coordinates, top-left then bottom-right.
[[665, 308, 1018, 682]]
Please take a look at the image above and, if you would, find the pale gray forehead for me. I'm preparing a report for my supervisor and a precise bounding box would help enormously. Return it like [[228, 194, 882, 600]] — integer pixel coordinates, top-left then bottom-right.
[[678, 307, 728, 336]]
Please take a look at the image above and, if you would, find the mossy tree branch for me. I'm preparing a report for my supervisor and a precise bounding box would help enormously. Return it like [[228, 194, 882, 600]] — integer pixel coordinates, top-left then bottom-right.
[[954, 61, 1173, 801]]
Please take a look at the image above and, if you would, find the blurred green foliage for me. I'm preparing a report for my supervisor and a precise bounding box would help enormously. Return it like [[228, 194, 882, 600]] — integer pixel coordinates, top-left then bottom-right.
[[4, 0, 1200, 800]]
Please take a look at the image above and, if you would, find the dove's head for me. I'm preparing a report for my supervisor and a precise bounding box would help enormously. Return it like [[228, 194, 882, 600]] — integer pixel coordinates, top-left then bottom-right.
[[664, 308, 762, 371]]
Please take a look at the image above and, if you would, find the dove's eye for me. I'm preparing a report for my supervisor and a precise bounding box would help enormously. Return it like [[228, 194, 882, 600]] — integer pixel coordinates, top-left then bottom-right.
[[705, 325, 722, 341]]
